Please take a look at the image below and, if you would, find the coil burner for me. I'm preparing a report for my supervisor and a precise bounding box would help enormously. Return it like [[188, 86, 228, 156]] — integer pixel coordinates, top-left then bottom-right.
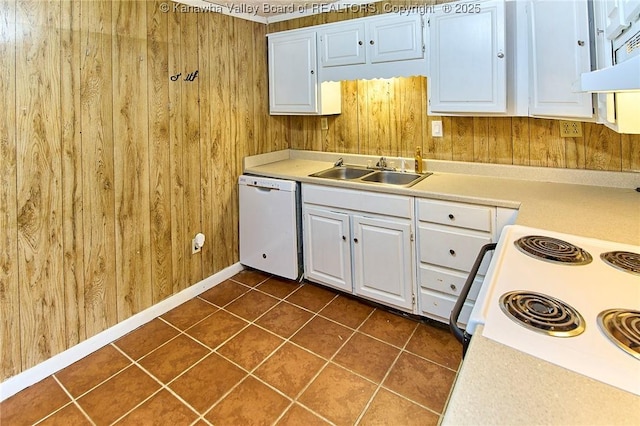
[[600, 251, 640, 275], [499, 291, 585, 337], [598, 309, 640, 360], [514, 235, 592, 265]]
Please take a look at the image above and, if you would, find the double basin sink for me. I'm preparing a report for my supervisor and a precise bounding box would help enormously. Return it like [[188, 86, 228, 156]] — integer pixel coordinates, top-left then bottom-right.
[[309, 165, 431, 188]]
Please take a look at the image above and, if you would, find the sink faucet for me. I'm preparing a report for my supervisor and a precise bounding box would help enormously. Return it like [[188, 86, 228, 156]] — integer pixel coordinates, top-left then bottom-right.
[[376, 157, 387, 168], [334, 157, 344, 167]]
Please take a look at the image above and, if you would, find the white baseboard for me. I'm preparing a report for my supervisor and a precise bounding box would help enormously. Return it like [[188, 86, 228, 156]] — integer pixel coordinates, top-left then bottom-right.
[[0, 262, 244, 401]]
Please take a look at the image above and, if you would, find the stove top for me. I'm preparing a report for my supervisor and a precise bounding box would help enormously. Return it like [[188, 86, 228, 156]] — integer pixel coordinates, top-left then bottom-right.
[[468, 225, 640, 396]]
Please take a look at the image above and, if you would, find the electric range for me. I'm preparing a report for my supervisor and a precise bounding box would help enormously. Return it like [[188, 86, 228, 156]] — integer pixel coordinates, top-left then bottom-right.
[[466, 225, 640, 396]]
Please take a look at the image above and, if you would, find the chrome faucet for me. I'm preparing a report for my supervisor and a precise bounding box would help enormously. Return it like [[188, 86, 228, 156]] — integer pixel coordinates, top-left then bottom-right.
[[334, 157, 344, 167], [376, 157, 387, 168]]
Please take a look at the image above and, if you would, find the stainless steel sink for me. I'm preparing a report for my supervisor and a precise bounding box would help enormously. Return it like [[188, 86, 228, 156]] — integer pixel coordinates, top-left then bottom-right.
[[309, 166, 374, 180], [360, 170, 432, 187]]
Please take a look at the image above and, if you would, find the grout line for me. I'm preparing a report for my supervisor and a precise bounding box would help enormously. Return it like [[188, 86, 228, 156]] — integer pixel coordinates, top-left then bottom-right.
[[33, 376, 96, 426]]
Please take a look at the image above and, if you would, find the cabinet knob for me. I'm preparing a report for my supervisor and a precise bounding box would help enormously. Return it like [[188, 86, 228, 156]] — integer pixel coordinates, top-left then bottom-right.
[[310, 70, 315, 74], [577, 40, 585, 46], [497, 52, 504, 59], [354, 238, 359, 243], [358, 40, 363, 46], [369, 40, 375, 45], [450, 284, 457, 291], [448, 214, 455, 220], [449, 249, 456, 256], [342, 235, 346, 241]]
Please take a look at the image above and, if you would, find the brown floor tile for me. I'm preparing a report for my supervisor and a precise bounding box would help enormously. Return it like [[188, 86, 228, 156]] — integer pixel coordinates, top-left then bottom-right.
[[199, 279, 249, 307], [205, 376, 289, 425], [298, 364, 376, 426], [116, 389, 198, 425], [359, 388, 439, 426], [186, 309, 248, 349], [231, 269, 271, 287], [319, 295, 374, 329], [290, 317, 353, 359], [254, 343, 325, 398], [276, 404, 330, 426], [224, 290, 280, 321], [170, 353, 246, 413], [217, 325, 283, 370], [161, 298, 217, 330], [333, 332, 400, 383], [257, 276, 302, 298], [77, 365, 160, 425], [285, 283, 336, 312], [38, 403, 92, 426], [0, 377, 70, 426], [55, 345, 131, 397], [359, 309, 418, 348], [139, 334, 210, 383], [383, 352, 456, 413], [255, 301, 313, 338], [114, 318, 179, 360], [405, 323, 462, 369]]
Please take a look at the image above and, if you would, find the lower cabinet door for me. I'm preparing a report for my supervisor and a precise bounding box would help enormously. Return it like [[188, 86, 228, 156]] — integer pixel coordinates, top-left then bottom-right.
[[352, 215, 413, 311], [303, 207, 352, 292]]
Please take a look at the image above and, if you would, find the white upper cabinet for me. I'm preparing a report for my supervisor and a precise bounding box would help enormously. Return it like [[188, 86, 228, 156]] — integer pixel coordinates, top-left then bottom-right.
[[268, 30, 341, 115], [318, 13, 427, 81], [528, 0, 592, 118], [428, 0, 508, 113]]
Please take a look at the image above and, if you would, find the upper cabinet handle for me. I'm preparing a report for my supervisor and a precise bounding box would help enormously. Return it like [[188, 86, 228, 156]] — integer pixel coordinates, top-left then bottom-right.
[[577, 40, 585, 46], [497, 51, 505, 59], [369, 40, 375, 45], [310, 70, 315, 74], [358, 40, 363, 46]]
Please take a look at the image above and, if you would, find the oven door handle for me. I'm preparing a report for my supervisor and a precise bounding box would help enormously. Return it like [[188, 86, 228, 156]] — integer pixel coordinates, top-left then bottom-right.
[[449, 243, 497, 354]]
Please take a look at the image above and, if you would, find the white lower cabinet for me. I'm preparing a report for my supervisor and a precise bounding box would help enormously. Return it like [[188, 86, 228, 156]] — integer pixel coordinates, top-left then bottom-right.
[[302, 184, 415, 313]]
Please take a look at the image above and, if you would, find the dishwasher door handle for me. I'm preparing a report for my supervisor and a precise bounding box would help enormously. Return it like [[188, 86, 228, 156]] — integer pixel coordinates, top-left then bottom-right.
[[449, 243, 497, 356]]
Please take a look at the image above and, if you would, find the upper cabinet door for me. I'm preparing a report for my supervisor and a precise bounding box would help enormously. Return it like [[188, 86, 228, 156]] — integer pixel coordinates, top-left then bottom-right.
[[319, 22, 366, 67], [528, 0, 592, 118], [429, 0, 507, 113], [268, 30, 318, 114], [367, 14, 424, 63]]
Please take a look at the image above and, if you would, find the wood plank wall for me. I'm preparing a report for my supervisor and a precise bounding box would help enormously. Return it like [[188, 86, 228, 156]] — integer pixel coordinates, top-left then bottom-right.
[[0, 0, 285, 381], [268, 3, 640, 172]]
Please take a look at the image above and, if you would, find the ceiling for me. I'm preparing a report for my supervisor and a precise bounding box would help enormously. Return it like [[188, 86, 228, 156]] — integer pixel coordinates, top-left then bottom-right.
[[176, 0, 373, 23]]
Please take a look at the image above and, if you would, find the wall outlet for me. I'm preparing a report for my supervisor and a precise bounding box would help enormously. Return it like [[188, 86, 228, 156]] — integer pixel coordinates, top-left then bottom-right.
[[320, 117, 328, 130], [192, 239, 202, 254], [559, 120, 583, 138]]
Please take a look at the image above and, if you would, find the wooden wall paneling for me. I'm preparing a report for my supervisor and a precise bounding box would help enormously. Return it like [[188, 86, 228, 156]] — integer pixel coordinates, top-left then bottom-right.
[[511, 117, 530, 165], [180, 10, 203, 286], [229, 17, 243, 262], [488, 117, 513, 165], [168, 9, 186, 294], [564, 131, 586, 170], [451, 117, 474, 161], [583, 122, 622, 171], [357, 80, 369, 155], [253, 22, 269, 156], [388, 78, 399, 156], [425, 78, 453, 161], [60, 0, 84, 346], [621, 134, 640, 172], [147, 0, 173, 302], [529, 118, 565, 168], [0, 0, 21, 381], [333, 80, 360, 154], [473, 117, 490, 163], [15, 0, 65, 369], [395, 77, 423, 158], [112, 0, 152, 319], [208, 13, 235, 272], [365, 79, 391, 156], [80, 0, 117, 336]]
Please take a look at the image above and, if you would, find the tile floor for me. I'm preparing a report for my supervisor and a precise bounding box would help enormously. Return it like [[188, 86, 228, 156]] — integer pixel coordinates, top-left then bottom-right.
[[1, 269, 462, 426]]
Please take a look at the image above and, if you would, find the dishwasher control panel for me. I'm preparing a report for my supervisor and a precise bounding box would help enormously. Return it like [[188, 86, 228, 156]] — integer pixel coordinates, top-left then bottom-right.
[[238, 175, 296, 191]]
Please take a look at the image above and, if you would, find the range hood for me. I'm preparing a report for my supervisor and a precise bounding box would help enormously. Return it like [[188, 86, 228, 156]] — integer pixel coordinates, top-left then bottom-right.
[[580, 56, 640, 92]]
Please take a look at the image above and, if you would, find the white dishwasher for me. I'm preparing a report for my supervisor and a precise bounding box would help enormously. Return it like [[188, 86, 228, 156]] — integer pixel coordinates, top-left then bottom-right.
[[239, 175, 302, 280]]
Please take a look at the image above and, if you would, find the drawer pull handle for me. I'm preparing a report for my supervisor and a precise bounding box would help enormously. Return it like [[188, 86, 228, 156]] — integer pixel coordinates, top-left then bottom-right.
[[358, 40, 363, 46], [448, 214, 455, 220], [354, 238, 359, 243], [450, 284, 457, 291], [449, 249, 456, 256], [369, 40, 375, 45]]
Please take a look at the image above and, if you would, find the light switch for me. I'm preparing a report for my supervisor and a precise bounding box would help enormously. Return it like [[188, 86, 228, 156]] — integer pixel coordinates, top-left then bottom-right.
[[432, 120, 443, 138]]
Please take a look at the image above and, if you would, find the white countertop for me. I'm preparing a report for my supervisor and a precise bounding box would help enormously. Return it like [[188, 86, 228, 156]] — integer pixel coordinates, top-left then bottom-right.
[[244, 149, 640, 424]]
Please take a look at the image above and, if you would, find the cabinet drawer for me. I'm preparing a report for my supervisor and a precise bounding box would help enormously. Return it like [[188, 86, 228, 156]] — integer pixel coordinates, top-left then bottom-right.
[[419, 288, 473, 325], [303, 184, 413, 218], [418, 224, 492, 273], [417, 198, 493, 232], [419, 265, 483, 301]]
